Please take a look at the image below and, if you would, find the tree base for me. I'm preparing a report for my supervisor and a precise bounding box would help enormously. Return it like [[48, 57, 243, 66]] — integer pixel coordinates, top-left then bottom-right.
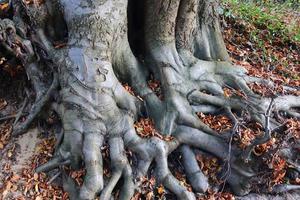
[[1, 0, 299, 200]]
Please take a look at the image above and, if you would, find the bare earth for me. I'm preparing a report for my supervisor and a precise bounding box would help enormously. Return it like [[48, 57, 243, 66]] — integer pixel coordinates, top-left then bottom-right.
[[0, 128, 299, 199]]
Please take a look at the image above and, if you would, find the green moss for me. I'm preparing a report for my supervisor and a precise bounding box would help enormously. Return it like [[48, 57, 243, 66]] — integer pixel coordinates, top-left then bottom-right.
[[221, 0, 300, 43]]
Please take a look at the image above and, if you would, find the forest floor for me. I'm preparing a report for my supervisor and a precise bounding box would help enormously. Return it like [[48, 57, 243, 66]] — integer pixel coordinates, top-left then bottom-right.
[[0, 1, 299, 200]]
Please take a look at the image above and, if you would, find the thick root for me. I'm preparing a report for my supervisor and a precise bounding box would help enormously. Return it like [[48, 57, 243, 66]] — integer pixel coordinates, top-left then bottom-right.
[[79, 132, 104, 199], [0, 18, 58, 136], [6, 0, 299, 199], [180, 145, 209, 193]]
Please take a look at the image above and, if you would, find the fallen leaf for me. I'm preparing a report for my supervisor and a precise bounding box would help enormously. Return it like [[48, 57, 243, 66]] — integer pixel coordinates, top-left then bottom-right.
[[0, 99, 7, 110], [157, 185, 164, 195]]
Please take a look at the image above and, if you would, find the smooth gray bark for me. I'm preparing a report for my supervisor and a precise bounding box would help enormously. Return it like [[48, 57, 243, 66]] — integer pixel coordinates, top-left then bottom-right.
[[0, 0, 299, 199]]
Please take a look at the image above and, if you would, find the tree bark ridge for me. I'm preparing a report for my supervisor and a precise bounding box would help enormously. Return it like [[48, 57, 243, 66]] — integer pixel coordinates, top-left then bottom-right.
[[1, 0, 299, 199]]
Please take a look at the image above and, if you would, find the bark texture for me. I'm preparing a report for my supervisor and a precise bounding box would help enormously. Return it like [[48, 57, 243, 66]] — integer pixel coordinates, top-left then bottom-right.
[[1, 0, 300, 199]]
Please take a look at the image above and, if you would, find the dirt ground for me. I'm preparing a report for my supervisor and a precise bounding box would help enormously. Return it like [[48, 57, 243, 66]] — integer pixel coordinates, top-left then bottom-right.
[[0, 129, 299, 199]]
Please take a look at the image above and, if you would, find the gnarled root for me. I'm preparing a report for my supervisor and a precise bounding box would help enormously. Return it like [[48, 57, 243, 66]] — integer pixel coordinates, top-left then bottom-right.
[[6, 0, 300, 199], [0, 17, 58, 136]]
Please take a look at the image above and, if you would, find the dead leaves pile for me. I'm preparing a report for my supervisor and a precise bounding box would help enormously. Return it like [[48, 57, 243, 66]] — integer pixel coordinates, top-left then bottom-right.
[[234, 122, 263, 149], [253, 137, 276, 156], [148, 77, 163, 99], [223, 15, 300, 192], [68, 168, 85, 187], [123, 83, 136, 96], [223, 13, 300, 96], [0, 136, 67, 200], [196, 154, 222, 184], [0, 122, 12, 150], [223, 87, 246, 99], [132, 176, 156, 200], [122, 77, 163, 100], [268, 154, 287, 187], [134, 118, 174, 141], [0, 98, 7, 110], [0, 98, 11, 150], [197, 113, 233, 133], [174, 171, 192, 192], [249, 82, 283, 97], [284, 119, 300, 139]]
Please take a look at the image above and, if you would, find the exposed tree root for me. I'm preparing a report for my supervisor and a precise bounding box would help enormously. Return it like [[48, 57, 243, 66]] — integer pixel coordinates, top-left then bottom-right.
[[0, 17, 58, 136], [13, 72, 58, 136], [1, 0, 299, 199]]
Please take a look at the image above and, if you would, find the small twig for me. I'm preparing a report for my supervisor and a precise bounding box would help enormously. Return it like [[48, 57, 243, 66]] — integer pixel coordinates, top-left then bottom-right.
[[0, 112, 28, 122], [286, 160, 300, 173], [271, 184, 300, 194], [47, 171, 61, 185], [13, 72, 59, 136], [55, 128, 64, 149], [13, 97, 28, 126], [220, 108, 239, 192], [264, 98, 274, 135], [271, 123, 287, 133], [0, 114, 16, 122], [241, 98, 274, 161]]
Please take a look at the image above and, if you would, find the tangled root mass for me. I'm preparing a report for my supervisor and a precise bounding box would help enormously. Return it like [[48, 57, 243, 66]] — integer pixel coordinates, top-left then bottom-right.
[[1, 0, 300, 199]]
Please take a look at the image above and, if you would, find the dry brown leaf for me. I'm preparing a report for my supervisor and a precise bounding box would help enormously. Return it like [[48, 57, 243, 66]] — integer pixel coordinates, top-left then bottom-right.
[[197, 113, 233, 133], [0, 99, 7, 110], [253, 137, 276, 156], [35, 196, 43, 200], [157, 185, 164, 195], [148, 77, 162, 99], [122, 83, 135, 96], [134, 118, 174, 141], [0, 2, 9, 10]]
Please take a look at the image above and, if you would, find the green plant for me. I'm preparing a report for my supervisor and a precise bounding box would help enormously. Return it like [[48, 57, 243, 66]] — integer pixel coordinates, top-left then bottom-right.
[[221, 0, 300, 43]]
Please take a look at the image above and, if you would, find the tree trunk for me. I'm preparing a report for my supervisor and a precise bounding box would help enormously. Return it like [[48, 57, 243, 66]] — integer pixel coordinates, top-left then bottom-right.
[[1, 0, 300, 199]]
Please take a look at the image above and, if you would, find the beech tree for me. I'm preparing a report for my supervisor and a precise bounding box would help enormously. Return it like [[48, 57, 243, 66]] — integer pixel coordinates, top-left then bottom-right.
[[1, 0, 299, 199]]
